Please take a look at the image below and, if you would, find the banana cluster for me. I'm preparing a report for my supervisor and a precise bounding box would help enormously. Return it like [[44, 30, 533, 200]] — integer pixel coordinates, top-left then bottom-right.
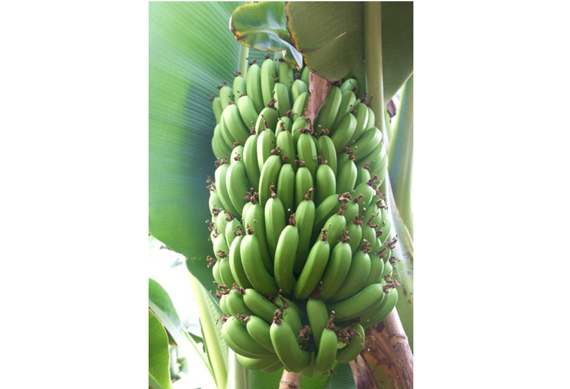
[[206, 55, 399, 375]]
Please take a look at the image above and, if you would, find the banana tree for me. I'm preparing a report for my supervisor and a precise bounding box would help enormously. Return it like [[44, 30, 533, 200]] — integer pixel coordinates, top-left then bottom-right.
[[149, 2, 413, 388]]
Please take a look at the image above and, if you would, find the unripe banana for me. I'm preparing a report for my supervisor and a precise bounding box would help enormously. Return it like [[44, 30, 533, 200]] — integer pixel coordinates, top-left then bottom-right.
[[221, 316, 274, 358], [329, 242, 373, 302], [300, 66, 310, 86], [212, 123, 232, 158], [218, 84, 233, 111], [294, 167, 314, 210], [240, 229, 278, 296], [327, 282, 385, 322], [270, 316, 311, 373], [262, 359, 284, 372], [258, 154, 282, 208], [242, 133, 260, 191], [246, 63, 264, 112], [331, 113, 357, 153], [236, 354, 280, 371], [264, 185, 286, 258], [220, 117, 238, 149], [294, 229, 331, 300], [314, 86, 342, 132], [230, 144, 244, 164], [336, 155, 357, 194], [314, 324, 338, 372], [361, 225, 376, 251], [340, 78, 359, 94], [212, 96, 223, 125], [294, 189, 316, 274], [277, 59, 294, 90], [236, 94, 259, 130], [343, 197, 360, 223], [275, 130, 296, 172], [274, 214, 299, 296], [353, 180, 376, 213], [255, 106, 279, 135], [290, 91, 309, 122], [243, 202, 273, 274], [346, 218, 363, 254], [208, 190, 222, 217], [227, 288, 254, 317], [214, 161, 239, 215], [306, 298, 329, 347], [291, 116, 308, 143], [319, 232, 352, 300], [275, 116, 292, 134], [360, 287, 398, 329], [381, 256, 393, 278], [331, 90, 357, 132], [226, 160, 251, 216], [273, 82, 291, 117], [222, 103, 250, 144], [213, 230, 230, 262], [243, 288, 279, 323], [275, 296, 304, 335], [233, 73, 247, 97], [355, 165, 372, 188], [291, 79, 308, 102], [313, 194, 346, 238], [321, 209, 347, 247], [364, 253, 385, 288], [316, 134, 338, 176], [212, 259, 223, 286], [219, 258, 238, 290], [335, 323, 365, 362], [297, 130, 318, 179], [211, 131, 226, 160], [261, 57, 277, 107], [276, 162, 295, 215], [348, 103, 370, 144], [219, 293, 231, 315], [353, 127, 383, 163], [256, 128, 277, 173], [366, 105, 376, 130], [245, 315, 275, 352], [229, 234, 254, 289], [274, 295, 306, 323], [314, 160, 337, 207]]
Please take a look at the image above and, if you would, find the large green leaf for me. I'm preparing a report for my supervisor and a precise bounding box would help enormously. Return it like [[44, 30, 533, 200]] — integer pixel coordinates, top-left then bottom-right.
[[149, 309, 172, 389], [149, 2, 243, 290], [381, 2, 413, 101], [230, 1, 302, 66]]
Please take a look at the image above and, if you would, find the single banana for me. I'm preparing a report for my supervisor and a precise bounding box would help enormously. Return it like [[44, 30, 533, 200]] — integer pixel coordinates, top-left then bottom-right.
[[346, 217, 363, 254], [256, 127, 277, 173], [277, 59, 294, 90], [381, 258, 393, 278], [246, 63, 264, 112], [300, 66, 310, 86], [353, 179, 376, 213], [343, 196, 361, 224], [306, 298, 329, 347], [275, 116, 292, 134], [335, 323, 365, 362], [236, 94, 259, 130], [316, 134, 338, 176], [319, 231, 352, 300], [294, 189, 316, 274], [321, 208, 347, 247], [348, 102, 370, 144], [221, 316, 274, 358], [240, 227, 278, 296], [214, 161, 240, 217], [313, 193, 347, 238], [294, 166, 314, 210], [340, 78, 359, 94], [264, 185, 286, 258], [297, 129, 318, 179], [261, 56, 277, 107], [243, 201, 273, 274], [328, 242, 373, 303], [274, 214, 299, 296], [255, 106, 279, 135], [294, 229, 331, 300], [352, 127, 382, 162], [291, 115, 308, 143], [221, 103, 250, 144], [363, 252, 385, 288], [336, 154, 357, 194], [276, 162, 295, 215], [360, 287, 398, 329], [365, 105, 376, 130], [212, 123, 232, 158], [331, 113, 357, 153], [258, 154, 282, 208], [355, 165, 372, 188], [242, 132, 260, 191], [275, 295, 303, 335], [327, 283, 385, 322], [275, 129, 296, 171], [270, 315, 311, 373], [273, 82, 291, 117], [245, 315, 275, 352], [218, 83, 233, 111], [233, 72, 247, 97], [314, 319, 338, 372], [243, 288, 279, 324], [211, 131, 226, 160], [211, 96, 223, 124], [314, 85, 342, 132], [291, 79, 308, 102], [219, 293, 231, 316], [229, 233, 254, 289], [227, 288, 254, 317], [225, 159, 251, 217], [290, 91, 309, 122], [236, 354, 280, 371], [230, 144, 244, 164], [331, 90, 357, 132], [314, 159, 337, 207]]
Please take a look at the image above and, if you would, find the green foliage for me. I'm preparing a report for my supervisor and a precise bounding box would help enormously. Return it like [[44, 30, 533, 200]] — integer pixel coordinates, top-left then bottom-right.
[[149, 309, 172, 389]]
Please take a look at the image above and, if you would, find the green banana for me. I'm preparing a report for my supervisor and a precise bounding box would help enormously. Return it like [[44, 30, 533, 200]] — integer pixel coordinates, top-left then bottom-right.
[[335, 323, 365, 362], [314, 159, 337, 207], [353, 127, 382, 162], [242, 132, 260, 191], [243, 288, 279, 323], [314, 320, 338, 372], [233, 73, 247, 97], [276, 162, 295, 215], [221, 316, 274, 358], [230, 144, 244, 164], [275, 116, 292, 134], [381, 258, 393, 278], [229, 234, 254, 289], [314, 86, 342, 132], [221, 103, 250, 144], [264, 185, 286, 258], [290, 91, 309, 122], [227, 288, 254, 317], [360, 287, 398, 329], [225, 159, 250, 216], [319, 230, 352, 300], [346, 217, 363, 254], [236, 354, 280, 371], [365, 105, 376, 130], [214, 161, 239, 215], [218, 83, 233, 111], [275, 129, 296, 171], [245, 315, 275, 352], [336, 155, 357, 194], [294, 167, 314, 210], [212, 227, 230, 262], [340, 78, 359, 94], [212, 258, 223, 286], [316, 134, 338, 176], [343, 196, 360, 223], [219, 293, 231, 316], [327, 283, 385, 322], [321, 208, 347, 247], [300, 66, 310, 86], [274, 214, 299, 296], [355, 165, 372, 188], [364, 252, 385, 288], [240, 228, 278, 296], [353, 179, 376, 213], [243, 202, 273, 274], [246, 63, 264, 113], [306, 298, 329, 347], [291, 79, 308, 102], [261, 56, 277, 107], [258, 154, 282, 208], [329, 242, 372, 303], [294, 229, 331, 300], [297, 130, 318, 179], [313, 194, 346, 238], [331, 90, 357, 132], [348, 103, 370, 144], [273, 82, 291, 117], [211, 129, 227, 160], [291, 115, 308, 143], [212, 96, 223, 124], [256, 128, 277, 173], [275, 295, 304, 335], [212, 122, 231, 158], [219, 257, 237, 289], [255, 106, 279, 136], [236, 94, 259, 130], [277, 59, 294, 89], [270, 315, 311, 372], [294, 189, 316, 274], [331, 113, 357, 153]]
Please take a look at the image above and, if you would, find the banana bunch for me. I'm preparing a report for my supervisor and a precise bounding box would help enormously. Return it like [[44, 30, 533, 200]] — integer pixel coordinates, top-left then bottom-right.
[[206, 55, 398, 375]]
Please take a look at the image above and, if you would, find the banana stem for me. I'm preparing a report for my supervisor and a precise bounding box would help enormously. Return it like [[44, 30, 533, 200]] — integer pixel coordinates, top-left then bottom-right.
[[279, 370, 301, 389], [384, 308, 414, 388], [239, 45, 249, 77], [349, 355, 379, 389]]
